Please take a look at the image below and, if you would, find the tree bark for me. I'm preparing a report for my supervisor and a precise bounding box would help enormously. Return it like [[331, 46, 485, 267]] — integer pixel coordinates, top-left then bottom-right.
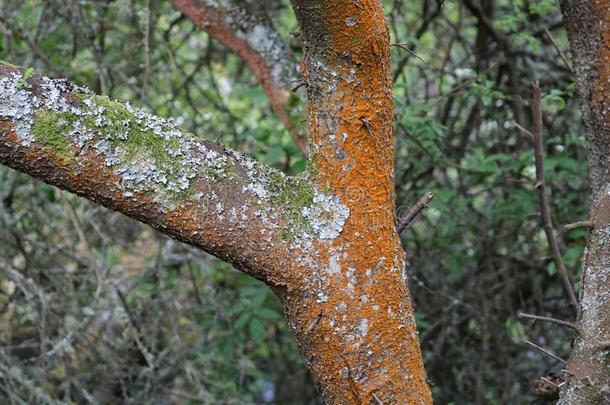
[[559, 1, 610, 403], [0, 0, 432, 402], [281, 1, 431, 402], [0, 62, 302, 286]]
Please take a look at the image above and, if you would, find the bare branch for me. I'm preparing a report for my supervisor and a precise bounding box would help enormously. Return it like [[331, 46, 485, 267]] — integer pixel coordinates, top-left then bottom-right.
[[543, 27, 574, 73], [531, 82, 579, 312], [513, 121, 533, 138], [524, 339, 567, 364], [397, 192, 434, 234], [518, 312, 577, 331], [390, 43, 425, 63], [563, 220, 593, 231]]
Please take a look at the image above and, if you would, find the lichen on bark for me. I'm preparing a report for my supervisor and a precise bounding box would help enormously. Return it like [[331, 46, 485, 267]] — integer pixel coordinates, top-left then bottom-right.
[[0, 64, 351, 246]]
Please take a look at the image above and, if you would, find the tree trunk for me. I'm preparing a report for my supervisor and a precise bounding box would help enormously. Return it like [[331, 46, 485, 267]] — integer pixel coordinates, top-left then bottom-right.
[[559, 1, 610, 403], [0, 0, 432, 403], [282, 1, 431, 402]]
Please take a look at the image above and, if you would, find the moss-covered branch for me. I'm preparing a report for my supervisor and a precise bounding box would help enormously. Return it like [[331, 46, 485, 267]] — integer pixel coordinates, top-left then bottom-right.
[[0, 63, 348, 285]]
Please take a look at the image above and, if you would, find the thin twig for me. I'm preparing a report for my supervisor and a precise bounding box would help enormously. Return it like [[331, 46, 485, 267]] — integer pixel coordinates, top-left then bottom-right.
[[518, 312, 577, 331], [390, 43, 425, 63], [531, 82, 579, 313], [543, 27, 573, 73], [397, 192, 435, 234], [59, 191, 93, 258], [564, 220, 593, 231], [513, 122, 533, 139], [524, 339, 566, 364], [117, 288, 154, 367], [291, 79, 306, 92], [539, 376, 564, 388]]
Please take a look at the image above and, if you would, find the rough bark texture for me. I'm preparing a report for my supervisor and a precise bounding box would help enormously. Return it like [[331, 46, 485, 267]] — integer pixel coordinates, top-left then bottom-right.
[[172, 0, 307, 152], [0, 1, 432, 403], [286, 1, 431, 403], [0, 62, 329, 287], [559, 0, 610, 403]]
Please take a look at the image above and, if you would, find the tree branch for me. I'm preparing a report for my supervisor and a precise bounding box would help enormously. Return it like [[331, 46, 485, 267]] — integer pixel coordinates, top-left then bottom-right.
[[397, 192, 434, 234], [524, 340, 567, 364], [518, 312, 578, 331], [531, 82, 579, 312], [0, 63, 344, 286], [171, 0, 307, 153]]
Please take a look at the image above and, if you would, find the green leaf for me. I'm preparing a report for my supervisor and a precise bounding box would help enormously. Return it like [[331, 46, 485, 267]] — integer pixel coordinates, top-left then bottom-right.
[[265, 145, 284, 166], [248, 288, 269, 308], [547, 262, 557, 276], [257, 308, 282, 320], [221, 339, 235, 361], [506, 319, 526, 342], [234, 312, 251, 330], [249, 318, 266, 343]]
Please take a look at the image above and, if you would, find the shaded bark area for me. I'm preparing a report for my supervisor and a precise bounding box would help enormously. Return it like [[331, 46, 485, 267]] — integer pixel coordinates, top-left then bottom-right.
[[560, 0, 610, 201], [286, 0, 432, 403], [559, 0, 610, 402], [172, 0, 307, 152]]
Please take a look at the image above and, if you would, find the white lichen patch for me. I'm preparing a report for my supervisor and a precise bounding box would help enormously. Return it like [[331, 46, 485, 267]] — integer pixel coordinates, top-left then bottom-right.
[[359, 318, 369, 336], [578, 223, 610, 337], [317, 292, 329, 303], [327, 253, 341, 275], [346, 267, 357, 297], [302, 193, 350, 239], [242, 182, 268, 199], [243, 24, 288, 86], [0, 72, 85, 146], [0, 69, 263, 207]]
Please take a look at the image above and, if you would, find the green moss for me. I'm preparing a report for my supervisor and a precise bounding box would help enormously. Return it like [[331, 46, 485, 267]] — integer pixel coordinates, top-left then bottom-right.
[[23, 67, 35, 81], [78, 94, 197, 199], [32, 110, 74, 160], [85, 96, 182, 165], [268, 170, 316, 240]]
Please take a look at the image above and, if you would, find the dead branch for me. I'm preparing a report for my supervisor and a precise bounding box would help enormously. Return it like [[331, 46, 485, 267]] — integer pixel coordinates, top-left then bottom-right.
[[531, 82, 579, 312], [397, 192, 434, 234], [524, 339, 567, 364], [518, 312, 577, 331]]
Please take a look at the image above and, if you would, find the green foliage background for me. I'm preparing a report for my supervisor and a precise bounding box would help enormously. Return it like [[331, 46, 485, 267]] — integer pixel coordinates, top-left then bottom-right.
[[0, 0, 589, 403]]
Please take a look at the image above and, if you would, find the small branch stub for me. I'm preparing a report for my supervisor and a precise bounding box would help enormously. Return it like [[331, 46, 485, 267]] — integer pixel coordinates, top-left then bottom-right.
[[563, 220, 593, 231], [397, 192, 434, 234], [524, 339, 567, 364]]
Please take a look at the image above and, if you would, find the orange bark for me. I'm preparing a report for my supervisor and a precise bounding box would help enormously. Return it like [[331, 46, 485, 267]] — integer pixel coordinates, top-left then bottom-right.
[[285, 0, 432, 403]]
